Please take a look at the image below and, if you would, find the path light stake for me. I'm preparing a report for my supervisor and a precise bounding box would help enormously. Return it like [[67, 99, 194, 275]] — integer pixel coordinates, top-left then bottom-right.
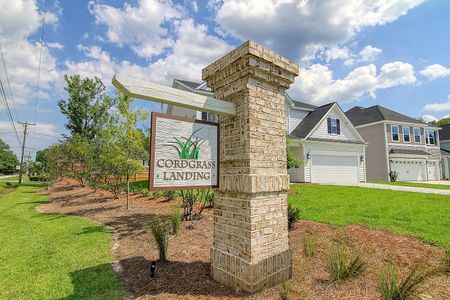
[[202, 41, 299, 292], [150, 261, 157, 278]]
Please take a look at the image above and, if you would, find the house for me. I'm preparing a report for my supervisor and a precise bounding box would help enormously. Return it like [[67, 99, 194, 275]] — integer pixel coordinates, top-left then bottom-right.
[[167, 79, 367, 185], [166, 79, 217, 122], [286, 99, 367, 184], [438, 124, 450, 179], [346, 105, 441, 182]]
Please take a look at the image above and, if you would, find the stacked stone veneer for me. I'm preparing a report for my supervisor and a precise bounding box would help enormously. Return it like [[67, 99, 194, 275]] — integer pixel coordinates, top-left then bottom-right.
[[202, 41, 299, 292]]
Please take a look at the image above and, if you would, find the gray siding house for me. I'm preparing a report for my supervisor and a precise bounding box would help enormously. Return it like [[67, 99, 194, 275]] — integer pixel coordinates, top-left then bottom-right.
[[167, 79, 367, 185], [438, 124, 450, 178], [346, 105, 441, 182]]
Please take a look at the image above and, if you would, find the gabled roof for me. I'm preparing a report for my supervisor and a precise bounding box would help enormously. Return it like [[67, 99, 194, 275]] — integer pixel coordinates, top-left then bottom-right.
[[345, 105, 427, 127], [290, 103, 335, 139], [439, 124, 450, 141], [440, 148, 450, 156], [291, 100, 317, 111]]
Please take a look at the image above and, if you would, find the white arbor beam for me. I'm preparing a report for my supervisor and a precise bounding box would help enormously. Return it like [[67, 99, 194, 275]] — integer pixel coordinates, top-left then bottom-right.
[[112, 74, 236, 116]]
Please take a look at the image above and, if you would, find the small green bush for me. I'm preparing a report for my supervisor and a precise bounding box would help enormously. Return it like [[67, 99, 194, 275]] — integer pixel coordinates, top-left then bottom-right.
[[29, 175, 49, 182], [389, 170, 399, 182], [150, 221, 169, 262], [303, 232, 318, 257], [163, 190, 176, 201], [379, 263, 438, 300], [170, 206, 181, 235], [327, 243, 366, 281], [288, 203, 300, 230]]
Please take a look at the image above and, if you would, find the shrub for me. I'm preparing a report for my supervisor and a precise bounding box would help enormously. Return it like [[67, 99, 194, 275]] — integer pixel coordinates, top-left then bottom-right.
[[379, 263, 438, 300], [303, 232, 318, 257], [140, 189, 149, 198], [170, 206, 181, 235], [281, 281, 291, 300], [150, 221, 169, 262], [180, 189, 198, 220], [288, 203, 300, 230], [163, 190, 176, 201], [389, 170, 399, 182], [327, 243, 366, 281], [29, 175, 49, 182]]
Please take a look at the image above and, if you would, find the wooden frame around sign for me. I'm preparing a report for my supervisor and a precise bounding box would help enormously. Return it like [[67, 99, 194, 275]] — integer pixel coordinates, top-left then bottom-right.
[[149, 112, 220, 191]]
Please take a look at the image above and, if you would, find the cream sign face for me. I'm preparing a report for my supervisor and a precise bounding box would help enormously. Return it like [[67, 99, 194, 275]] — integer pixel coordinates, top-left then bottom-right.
[[149, 112, 219, 190]]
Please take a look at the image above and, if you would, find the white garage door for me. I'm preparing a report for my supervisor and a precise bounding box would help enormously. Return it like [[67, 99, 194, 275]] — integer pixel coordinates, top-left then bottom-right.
[[390, 160, 424, 181], [427, 161, 438, 181], [311, 155, 359, 184]]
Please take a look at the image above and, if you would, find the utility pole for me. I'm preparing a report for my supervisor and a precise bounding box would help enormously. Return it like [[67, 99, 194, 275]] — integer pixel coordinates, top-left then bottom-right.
[[18, 121, 35, 184]]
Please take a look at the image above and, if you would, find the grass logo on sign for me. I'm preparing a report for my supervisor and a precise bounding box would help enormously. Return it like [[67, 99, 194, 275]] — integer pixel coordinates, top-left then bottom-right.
[[150, 112, 219, 190], [170, 128, 205, 159]]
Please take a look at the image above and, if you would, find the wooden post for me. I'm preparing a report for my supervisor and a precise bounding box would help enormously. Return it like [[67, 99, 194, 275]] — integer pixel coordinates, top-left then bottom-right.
[[202, 41, 299, 292]]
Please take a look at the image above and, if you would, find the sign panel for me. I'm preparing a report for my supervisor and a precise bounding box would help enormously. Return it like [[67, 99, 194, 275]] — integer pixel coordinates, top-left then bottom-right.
[[149, 112, 219, 190]]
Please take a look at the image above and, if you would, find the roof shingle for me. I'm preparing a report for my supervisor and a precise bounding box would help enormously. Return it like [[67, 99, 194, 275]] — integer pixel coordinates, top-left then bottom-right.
[[345, 105, 427, 127]]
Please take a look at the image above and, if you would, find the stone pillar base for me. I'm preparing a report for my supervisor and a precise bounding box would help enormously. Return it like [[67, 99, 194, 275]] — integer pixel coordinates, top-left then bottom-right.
[[211, 247, 292, 293]]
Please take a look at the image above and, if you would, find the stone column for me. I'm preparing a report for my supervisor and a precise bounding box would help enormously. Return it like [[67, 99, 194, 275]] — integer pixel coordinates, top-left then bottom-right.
[[202, 41, 299, 293]]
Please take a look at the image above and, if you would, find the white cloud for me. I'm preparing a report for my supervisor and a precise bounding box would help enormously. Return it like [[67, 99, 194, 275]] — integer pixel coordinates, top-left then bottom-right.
[[423, 95, 450, 112], [0, 0, 60, 110], [65, 18, 232, 87], [420, 64, 450, 80], [358, 45, 383, 63], [292, 61, 416, 104], [322, 46, 351, 63], [47, 42, 64, 49], [421, 114, 438, 123], [322, 45, 382, 66], [89, 0, 181, 58], [215, 0, 424, 62]]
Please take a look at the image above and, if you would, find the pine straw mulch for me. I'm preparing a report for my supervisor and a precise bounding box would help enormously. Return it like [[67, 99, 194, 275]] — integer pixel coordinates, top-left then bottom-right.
[[37, 179, 449, 300]]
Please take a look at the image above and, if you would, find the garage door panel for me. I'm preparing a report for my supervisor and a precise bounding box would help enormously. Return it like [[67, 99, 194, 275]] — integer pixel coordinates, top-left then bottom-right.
[[311, 155, 359, 184], [391, 160, 424, 181]]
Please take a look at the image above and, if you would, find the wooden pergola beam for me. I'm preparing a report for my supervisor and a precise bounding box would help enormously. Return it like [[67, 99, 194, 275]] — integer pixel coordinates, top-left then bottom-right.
[[112, 74, 236, 116]]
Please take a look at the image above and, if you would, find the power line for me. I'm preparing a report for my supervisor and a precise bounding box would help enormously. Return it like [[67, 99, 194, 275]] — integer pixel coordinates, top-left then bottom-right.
[[33, 0, 48, 125], [0, 43, 19, 121], [0, 76, 22, 147]]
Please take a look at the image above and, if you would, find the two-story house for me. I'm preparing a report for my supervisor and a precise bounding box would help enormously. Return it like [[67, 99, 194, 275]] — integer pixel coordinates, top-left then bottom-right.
[[438, 124, 450, 179], [167, 78, 367, 185], [346, 105, 441, 181]]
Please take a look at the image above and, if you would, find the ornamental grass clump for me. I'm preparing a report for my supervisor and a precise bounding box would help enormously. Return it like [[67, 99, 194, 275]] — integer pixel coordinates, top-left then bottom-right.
[[163, 190, 176, 201], [170, 206, 181, 235], [303, 232, 318, 257], [287, 203, 300, 230], [150, 221, 169, 262], [327, 243, 366, 281], [379, 263, 438, 300]]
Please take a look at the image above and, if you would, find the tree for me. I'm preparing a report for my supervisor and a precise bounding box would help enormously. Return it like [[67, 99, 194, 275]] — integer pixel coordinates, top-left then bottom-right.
[[58, 75, 116, 140], [63, 135, 93, 186], [101, 93, 148, 207], [286, 135, 302, 169], [431, 118, 450, 127], [0, 139, 18, 175]]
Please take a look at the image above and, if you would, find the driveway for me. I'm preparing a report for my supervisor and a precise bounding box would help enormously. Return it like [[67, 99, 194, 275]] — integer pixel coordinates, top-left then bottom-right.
[[359, 183, 450, 195]]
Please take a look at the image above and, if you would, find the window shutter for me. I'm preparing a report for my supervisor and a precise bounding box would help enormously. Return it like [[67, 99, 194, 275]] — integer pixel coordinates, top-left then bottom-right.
[[336, 119, 341, 134], [327, 118, 331, 134]]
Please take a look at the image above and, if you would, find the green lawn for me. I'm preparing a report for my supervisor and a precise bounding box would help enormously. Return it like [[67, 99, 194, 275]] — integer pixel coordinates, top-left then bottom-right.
[[0, 175, 20, 182], [289, 184, 450, 249], [0, 184, 122, 299], [372, 181, 450, 190]]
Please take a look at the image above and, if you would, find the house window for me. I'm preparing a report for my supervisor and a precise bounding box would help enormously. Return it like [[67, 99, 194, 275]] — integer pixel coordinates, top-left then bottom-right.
[[391, 125, 399, 141], [201, 112, 216, 122], [403, 127, 410, 142], [426, 130, 437, 145], [414, 127, 421, 143], [327, 118, 340, 135]]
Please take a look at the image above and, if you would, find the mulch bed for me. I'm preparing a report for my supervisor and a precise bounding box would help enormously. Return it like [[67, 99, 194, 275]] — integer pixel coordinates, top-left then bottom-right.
[[37, 179, 449, 299]]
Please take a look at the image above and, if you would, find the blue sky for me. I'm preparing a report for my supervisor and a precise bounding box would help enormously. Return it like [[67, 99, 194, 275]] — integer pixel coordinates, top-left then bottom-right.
[[1, 0, 450, 157]]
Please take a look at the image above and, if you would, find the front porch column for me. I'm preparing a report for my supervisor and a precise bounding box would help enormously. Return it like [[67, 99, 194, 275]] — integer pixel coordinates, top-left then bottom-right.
[[202, 41, 299, 292]]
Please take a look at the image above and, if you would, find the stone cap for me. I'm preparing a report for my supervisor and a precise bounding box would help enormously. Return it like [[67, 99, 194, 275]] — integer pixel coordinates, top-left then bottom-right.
[[202, 41, 299, 91]]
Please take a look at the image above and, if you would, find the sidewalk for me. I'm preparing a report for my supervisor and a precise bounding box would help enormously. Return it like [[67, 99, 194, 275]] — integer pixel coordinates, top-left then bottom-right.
[[359, 183, 450, 196]]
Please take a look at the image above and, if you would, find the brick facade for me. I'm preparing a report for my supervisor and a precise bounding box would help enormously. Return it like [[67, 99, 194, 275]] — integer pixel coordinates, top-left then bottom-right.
[[202, 41, 299, 292]]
